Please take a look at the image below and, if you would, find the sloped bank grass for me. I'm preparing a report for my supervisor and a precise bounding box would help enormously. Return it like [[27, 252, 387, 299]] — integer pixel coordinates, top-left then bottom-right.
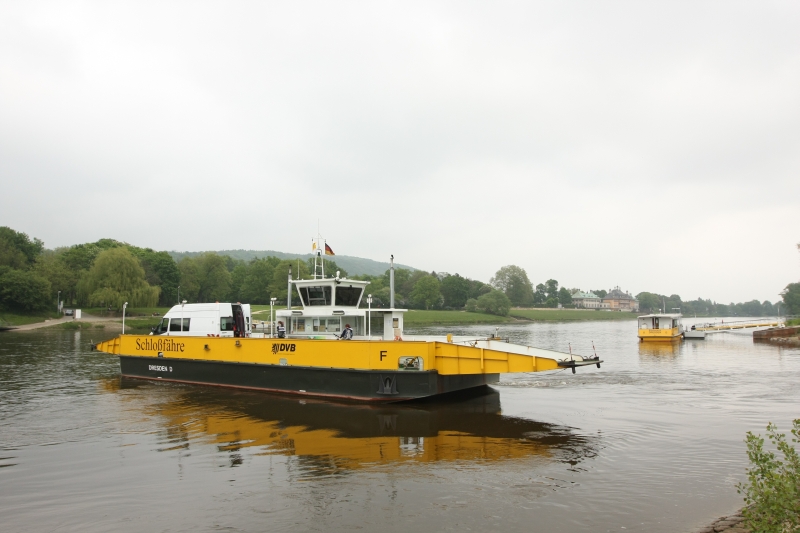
[[56, 321, 107, 330], [81, 307, 170, 317], [0, 311, 61, 326], [510, 309, 639, 321], [123, 317, 162, 332], [403, 310, 513, 326]]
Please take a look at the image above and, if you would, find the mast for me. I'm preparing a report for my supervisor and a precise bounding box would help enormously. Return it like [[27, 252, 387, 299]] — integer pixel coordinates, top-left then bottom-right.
[[390, 255, 395, 309], [312, 235, 325, 280], [287, 266, 292, 309]]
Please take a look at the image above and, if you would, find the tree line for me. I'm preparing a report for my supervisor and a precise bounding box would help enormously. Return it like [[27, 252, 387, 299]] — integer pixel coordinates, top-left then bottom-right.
[[635, 293, 785, 317], [1, 226, 797, 318]]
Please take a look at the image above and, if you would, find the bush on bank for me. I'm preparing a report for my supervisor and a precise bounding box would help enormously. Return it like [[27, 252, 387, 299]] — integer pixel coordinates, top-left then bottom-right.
[[737, 419, 800, 533]]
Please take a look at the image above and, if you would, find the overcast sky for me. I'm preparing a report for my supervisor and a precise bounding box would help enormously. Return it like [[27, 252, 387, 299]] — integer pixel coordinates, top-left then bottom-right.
[[1, 1, 798, 303]]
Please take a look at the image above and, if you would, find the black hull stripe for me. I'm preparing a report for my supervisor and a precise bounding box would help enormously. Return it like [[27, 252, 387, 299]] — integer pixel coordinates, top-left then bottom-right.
[[119, 356, 498, 402]]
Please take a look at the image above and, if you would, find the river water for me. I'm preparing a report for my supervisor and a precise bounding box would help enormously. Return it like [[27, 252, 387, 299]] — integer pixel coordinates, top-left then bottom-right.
[[0, 319, 797, 533]]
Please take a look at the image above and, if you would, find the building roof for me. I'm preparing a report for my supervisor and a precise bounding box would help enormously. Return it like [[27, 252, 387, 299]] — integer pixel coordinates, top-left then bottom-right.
[[571, 290, 600, 299], [605, 286, 637, 301]]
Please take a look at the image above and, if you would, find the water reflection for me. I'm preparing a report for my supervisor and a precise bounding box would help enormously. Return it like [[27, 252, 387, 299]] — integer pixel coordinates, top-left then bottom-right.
[[110, 379, 598, 475], [638, 341, 680, 358]]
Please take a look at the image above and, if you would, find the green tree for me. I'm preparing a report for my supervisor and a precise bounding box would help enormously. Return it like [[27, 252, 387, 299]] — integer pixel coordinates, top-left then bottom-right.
[[230, 263, 248, 302], [135, 250, 180, 306], [440, 274, 471, 309], [558, 287, 572, 306], [533, 283, 547, 306], [61, 243, 104, 271], [741, 300, 765, 317], [306, 257, 348, 278], [177, 257, 201, 303], [269, 260, 311, 306], [386, 268, 412, 296], [477, 290, 511, 316], [239, 257, 281, 304], [490, 265, 534, 307], [401, 270, 428, 299], [411, 275, 441, 310], [0, 269, 52, 311], [545, 279, 559, 300], [79, 247, 159, 308], [468, 279, 491, 300], [465, 298, 478, 313], [33, 251, 78, 305], [196, 253, 232, 302], [592, 289, 608, 299], [636, 292, 661, 313], [783, 283, 800, 315], [0, 227, 44, 268]]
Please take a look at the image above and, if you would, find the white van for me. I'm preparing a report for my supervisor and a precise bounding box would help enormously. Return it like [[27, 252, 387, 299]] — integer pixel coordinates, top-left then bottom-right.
[[151, 303, 252, 337]]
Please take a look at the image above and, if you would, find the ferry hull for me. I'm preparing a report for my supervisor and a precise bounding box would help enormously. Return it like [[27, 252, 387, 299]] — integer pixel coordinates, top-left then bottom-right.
[[638, 327, 683, 342], [119, 355, 499, 402]]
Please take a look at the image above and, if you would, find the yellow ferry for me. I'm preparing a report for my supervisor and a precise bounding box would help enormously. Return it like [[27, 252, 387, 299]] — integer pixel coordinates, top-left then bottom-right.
[[94, 247, 602, 401], [637, 313, 684, 342]]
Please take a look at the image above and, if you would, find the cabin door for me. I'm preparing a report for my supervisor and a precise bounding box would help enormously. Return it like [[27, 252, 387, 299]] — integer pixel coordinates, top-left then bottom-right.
[[232, 304, 246, 338]]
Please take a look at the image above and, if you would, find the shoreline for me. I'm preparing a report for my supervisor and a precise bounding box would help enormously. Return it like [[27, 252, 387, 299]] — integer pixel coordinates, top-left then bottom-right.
[[694, 509, 748, 533]]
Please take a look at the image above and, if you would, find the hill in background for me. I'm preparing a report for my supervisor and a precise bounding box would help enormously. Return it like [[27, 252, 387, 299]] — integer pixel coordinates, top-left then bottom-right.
[[167, 249, 418, 277]]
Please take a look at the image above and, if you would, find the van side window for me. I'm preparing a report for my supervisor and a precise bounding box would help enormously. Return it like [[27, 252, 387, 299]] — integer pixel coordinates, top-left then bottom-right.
[[220, 317, 235, 331], [169, 318, 191, 332]]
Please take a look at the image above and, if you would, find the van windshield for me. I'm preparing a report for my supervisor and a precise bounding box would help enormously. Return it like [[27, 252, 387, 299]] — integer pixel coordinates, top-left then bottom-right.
[[156, 318, 169, 334]]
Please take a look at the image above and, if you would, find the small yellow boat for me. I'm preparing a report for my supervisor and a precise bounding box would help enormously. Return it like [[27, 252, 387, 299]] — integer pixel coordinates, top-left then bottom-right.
[[637, 313, 684, 342]]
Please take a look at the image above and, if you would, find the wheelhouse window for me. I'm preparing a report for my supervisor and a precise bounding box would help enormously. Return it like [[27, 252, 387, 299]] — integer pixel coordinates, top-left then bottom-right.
[[311, 318, 340, 333], [335, 286, 362, 307], [293, 317, 306, 332], [299, 286, 332, 306]]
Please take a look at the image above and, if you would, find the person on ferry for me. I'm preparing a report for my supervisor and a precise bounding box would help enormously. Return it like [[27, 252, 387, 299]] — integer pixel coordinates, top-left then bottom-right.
[[276, 321, 286, 338], [340, 323, 353, 340]]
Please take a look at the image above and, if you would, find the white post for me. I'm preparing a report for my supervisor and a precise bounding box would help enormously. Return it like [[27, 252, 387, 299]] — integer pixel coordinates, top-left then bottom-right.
[[367, 294, 372, 338], [389, 255, 395, 309], [57, 291, 61, 314], [181, 299, 186, 333], [122, 302, 128, 334], [287, 267, 292, 309], [270, 297, 277, 338]]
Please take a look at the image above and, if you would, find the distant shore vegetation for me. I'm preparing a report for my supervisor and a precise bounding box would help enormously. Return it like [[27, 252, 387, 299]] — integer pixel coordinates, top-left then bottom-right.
[[1, 226, 797, 322]]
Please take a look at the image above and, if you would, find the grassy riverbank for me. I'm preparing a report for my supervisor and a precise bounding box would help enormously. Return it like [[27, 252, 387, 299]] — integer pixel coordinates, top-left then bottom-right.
[[403, 310, 513, 325], [81, 307, 169, 317], [0, 311, 62, 326], [510, 309, 638, 321]]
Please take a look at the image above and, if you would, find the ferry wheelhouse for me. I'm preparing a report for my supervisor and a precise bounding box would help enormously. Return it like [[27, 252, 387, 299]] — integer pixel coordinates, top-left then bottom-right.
[[637, 313, 684, 342]]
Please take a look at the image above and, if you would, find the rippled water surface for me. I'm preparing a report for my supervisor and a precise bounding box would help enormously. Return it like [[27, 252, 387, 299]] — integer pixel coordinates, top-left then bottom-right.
[[1, 320, 798, 532]]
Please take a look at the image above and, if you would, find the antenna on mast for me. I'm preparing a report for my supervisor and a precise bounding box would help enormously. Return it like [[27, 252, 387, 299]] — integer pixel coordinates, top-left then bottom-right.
[[312, 228, 325, 279]]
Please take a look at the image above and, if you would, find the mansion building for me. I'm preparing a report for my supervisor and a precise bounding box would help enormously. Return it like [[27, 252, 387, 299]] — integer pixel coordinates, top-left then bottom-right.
[[571, 286, 639, 312]]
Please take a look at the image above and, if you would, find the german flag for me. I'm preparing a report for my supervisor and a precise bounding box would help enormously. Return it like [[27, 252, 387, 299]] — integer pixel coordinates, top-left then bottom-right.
[[325, 243, 335, 256]]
